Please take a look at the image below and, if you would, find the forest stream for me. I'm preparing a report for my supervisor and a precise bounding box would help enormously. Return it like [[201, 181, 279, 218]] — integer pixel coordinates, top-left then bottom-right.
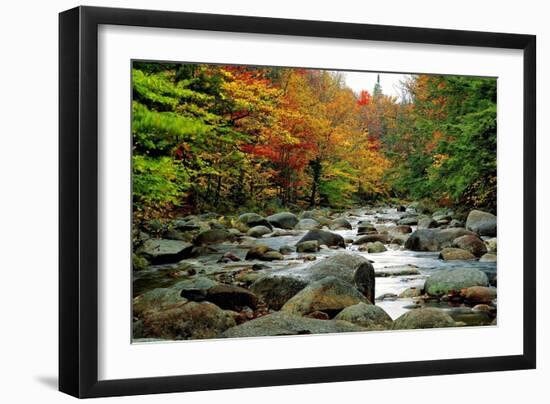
[[132, 206, 497, 340]]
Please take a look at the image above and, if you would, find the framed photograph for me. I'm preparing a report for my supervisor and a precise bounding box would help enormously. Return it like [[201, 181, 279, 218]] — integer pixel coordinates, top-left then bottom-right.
[[59, 6, 536, 398]]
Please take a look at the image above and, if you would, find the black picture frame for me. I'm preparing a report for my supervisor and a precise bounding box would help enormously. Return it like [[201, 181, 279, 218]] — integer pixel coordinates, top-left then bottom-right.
[[59, 5, 536, 398]]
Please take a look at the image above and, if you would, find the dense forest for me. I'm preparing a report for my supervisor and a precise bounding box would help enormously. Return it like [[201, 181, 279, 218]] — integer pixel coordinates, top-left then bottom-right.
[[131, 62, 496, 226]]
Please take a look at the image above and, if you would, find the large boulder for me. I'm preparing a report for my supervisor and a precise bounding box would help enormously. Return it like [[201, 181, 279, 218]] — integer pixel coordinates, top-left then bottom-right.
[[175, 277, 218, 302], [266, 212, 299, 229], [141, 301, 236, 340], [466, 210, 497, 237], [405, 228, 476, 252], [136, 239, 193, 264], [297, 229, 345, 248], [250, 276, 308, 310], [424, 267, 489, 296], [439, 247, 476, 261], [133, 287, 187, 317], [193, 229, 235, 245], [295, 218, 322, 230], [393, 308, 456, 330], [334, 302, 393, 330], [329, 217, 353, 230], [452, 235, 488, 257], [221, 312, 366, 338], [303, 253, 375, 303], [281, 276, 368, 317]]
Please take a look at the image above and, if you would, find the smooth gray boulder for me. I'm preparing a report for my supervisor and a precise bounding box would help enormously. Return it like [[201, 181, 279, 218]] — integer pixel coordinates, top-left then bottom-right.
[[334, 302, 393, 330], [404, 228, 476, 251], [329, 217, 353, 230], [222, 312, 366, 338], [136, 239, 193, 264], [466, 210, 497, 237], [424, 267, 489, 296], [266, 212, 299, 229], [281, 276, 368, 317], [302, 253, 375, 303], [393, 308, 456, 330], [297, 229, 345, 248]]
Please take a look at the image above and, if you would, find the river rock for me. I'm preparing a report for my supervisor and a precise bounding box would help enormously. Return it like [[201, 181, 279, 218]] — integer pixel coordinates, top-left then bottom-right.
[[279, 245, 295, 255], [193, 229, 235, 245], [174, 277, 219, 302], [399, 287, 423, 298], [439, 247, 476, 260], [329, 217, 352, 230], [389, 225, 413, 235], [479, 253, 497, 262], [334, 302, 393, 330], [417, 216, 438, 229], [296, 240, 320, 253], [221, 312, 365, 338], [266, 212, 299, 229], [297, 229, 345, 248], [260, 251, 284, 261], [393, 307, 456, 330], [424, 267, 489, 296], [449, 219, 464, 228], [376, 265, 421, 277], [353, 233, 391, 245], [246, 225, 272, 238], [281, 276, 368, 317], [365, 241, 387, 253], [237, 213, 273, 230], [452, 235, 487, 257], [250, 276, 308, 310], [141, 301, 236, 340], [136, 239, 194, 264], [405, 228, 476, 252], [398, 216, 419, 225], [357, 222, 376, 234], [486, 237, 497, 252], [466, 210, 497, 236], [245, 245, 271, 260], [133, 287, 188, 317], [172, 219, 202, 232], [205, 284, 258, 310], [460, 286, 497, 303], [304, 253, 375, 303], [295, 218, 322, 230]]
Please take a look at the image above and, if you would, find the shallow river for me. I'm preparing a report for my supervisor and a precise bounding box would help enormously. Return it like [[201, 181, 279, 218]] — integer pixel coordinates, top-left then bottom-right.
[[134, 207, 496, 320]]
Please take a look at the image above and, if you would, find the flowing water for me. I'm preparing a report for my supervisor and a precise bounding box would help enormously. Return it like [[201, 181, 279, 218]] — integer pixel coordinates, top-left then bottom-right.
[[133, 207, 496, 322]]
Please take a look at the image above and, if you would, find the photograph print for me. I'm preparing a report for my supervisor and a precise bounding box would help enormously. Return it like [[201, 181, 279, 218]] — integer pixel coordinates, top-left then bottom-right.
[[131, 61, 497, 342]]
